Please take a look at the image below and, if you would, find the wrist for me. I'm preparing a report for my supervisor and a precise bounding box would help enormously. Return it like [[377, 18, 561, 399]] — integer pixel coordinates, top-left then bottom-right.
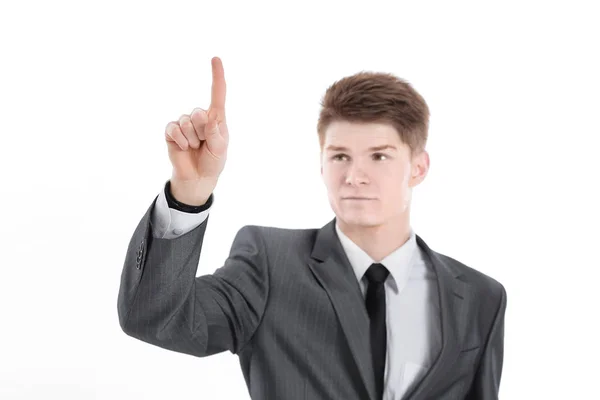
[[169, 177, 215, 206]]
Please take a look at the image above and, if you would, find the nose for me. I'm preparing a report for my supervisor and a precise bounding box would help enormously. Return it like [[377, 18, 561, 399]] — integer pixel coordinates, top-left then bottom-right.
[[345, 162, 368, 186]]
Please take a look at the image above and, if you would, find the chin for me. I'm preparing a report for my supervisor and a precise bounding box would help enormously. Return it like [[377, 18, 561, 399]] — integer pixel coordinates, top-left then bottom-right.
[[338, 212, 383, 228], [331, 199, 382, 226]]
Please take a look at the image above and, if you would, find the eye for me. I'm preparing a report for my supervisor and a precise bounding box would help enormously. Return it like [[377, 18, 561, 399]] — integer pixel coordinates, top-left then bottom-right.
[[332, 154, 348, 161], [331, 153, 389, 161]]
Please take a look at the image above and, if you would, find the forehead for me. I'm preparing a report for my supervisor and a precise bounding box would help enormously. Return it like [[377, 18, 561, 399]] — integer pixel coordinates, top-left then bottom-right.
[[324, 120, 405, 150]]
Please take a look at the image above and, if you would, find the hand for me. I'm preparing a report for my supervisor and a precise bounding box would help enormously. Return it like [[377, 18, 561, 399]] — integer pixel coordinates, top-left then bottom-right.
[[165, 57, 229, 185]]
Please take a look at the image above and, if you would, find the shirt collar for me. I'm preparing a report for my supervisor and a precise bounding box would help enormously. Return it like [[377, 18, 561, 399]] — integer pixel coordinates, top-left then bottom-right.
[[335, 222, 418, 293]]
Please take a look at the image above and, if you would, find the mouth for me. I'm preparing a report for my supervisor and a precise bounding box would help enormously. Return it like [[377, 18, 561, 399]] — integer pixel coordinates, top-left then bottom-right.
[[342, 197, 375, 200]]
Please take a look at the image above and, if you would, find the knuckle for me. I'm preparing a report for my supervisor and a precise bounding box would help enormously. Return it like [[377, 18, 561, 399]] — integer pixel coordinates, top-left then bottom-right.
[[191, 107, 206, 116], [191, 110, 208, 125], [179, 118, 191, 130], [165, 121, 177, 132]]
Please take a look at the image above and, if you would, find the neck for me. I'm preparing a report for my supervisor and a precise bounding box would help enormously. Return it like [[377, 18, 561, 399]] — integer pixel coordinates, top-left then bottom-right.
[[336, 211, 412, 262]]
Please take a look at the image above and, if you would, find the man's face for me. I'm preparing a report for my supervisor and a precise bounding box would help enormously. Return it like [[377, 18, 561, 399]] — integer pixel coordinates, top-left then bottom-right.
[[320, 120, 428, 229]]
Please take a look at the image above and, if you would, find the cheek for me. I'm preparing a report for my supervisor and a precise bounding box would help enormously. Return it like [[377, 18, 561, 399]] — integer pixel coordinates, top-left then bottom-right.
[[323, 170, 342, 188], [381, 179, 409, 204]]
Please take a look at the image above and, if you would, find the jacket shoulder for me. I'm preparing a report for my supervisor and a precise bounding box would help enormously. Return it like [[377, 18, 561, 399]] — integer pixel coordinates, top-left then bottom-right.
[[234, 224, 317, 248], [434, 251, 506, 299], [238, 224, 317, 238]]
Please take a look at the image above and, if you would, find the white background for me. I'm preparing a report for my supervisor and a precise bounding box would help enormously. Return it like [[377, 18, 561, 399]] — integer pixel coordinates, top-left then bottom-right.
[[1, 0, 599, 398]]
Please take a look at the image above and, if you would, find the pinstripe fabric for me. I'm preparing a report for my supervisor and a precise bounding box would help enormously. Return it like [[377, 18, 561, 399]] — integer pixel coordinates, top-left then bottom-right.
[[118, 195, 507, 400]]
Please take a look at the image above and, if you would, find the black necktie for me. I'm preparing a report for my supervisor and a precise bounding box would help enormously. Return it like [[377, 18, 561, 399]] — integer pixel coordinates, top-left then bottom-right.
[[364, 262, 390, 400]]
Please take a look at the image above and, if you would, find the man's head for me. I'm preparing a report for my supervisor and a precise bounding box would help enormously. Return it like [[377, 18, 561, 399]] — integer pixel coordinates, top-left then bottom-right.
[[318, 71, 430, 231]]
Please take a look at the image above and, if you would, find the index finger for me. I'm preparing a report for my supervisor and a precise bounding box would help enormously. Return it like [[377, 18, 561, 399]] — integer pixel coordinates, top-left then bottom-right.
[[209, 57, 226, 121]]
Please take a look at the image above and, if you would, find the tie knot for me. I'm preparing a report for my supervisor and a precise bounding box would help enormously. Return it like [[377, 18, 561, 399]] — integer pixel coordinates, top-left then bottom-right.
[[364, 263, 389, 284]]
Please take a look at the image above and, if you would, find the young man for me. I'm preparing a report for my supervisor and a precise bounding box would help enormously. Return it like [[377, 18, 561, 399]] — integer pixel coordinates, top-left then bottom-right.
[[118, 57, 507, 400]]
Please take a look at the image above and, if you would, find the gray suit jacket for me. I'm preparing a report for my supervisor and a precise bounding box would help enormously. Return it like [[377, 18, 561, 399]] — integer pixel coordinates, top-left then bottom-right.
[[118, 195, 507, 400]]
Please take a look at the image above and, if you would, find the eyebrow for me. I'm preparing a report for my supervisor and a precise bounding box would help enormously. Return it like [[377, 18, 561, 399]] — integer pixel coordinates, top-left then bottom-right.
[[325, 144, 397, 152]]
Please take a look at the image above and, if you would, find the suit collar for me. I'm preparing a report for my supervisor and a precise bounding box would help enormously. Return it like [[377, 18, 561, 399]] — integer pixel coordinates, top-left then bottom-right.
[[308, 217, 474, 400]]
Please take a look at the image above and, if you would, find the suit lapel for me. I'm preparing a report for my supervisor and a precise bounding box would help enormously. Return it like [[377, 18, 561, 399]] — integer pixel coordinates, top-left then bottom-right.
[[307, 218, 475, 400], [307, 218, 377, 400], [403, 234, 475, 400]]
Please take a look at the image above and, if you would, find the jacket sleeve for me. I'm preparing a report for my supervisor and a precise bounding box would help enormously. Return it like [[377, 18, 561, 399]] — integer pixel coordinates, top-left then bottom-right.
[[465, 284, 507, 400], [117, 196, 270, 357]]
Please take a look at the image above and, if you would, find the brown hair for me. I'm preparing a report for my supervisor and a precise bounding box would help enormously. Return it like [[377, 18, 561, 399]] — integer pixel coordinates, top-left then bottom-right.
[[317, 71, 430, 159]]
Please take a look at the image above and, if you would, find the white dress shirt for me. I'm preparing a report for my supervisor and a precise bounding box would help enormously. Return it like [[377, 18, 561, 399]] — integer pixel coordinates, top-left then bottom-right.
[[149, 181, 442, 400]]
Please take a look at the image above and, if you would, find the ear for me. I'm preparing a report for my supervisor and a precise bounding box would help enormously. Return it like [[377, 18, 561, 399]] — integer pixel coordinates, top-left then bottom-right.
[[409, 150, 430, 187]]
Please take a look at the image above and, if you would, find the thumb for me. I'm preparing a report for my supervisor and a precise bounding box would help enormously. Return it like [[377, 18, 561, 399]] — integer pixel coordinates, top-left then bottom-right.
[[204, 118, 227, 156]]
